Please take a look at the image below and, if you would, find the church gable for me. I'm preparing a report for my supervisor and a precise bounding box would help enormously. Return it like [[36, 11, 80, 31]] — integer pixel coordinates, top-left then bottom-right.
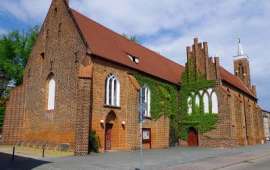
[[20, 0, 88, 147], [24, 0, 87, 83], [186, 38, 220, 82]]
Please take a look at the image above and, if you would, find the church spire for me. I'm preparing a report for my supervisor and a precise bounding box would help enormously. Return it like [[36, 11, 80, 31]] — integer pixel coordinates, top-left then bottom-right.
[[238, 38, 244, 56], [235, 38, 247, 58], [233, 38, 251, 87]]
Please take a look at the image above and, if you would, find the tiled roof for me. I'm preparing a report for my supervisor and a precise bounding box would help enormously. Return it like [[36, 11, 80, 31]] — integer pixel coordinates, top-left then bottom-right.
[[220, 67, 254, 97], [71, 9, 255, 98], [71, 10, 183, 84]]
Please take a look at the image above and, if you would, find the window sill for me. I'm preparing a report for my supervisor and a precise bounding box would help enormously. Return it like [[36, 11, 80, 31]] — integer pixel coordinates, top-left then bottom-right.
[[104, 105, 121, 109], [144, 116, 152, 120]]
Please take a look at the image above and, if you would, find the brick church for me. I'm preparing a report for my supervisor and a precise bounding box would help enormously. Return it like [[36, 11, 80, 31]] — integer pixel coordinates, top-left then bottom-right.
[[1, 0, 264, 155]]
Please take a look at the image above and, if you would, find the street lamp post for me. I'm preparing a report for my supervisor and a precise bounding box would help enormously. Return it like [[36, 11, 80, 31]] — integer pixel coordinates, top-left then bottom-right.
[[138, 98, 145, 170]]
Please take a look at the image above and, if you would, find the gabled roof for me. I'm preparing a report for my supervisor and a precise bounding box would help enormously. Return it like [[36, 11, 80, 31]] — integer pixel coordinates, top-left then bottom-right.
[[219, 67, 254, 97], [71, 9, 183, 84], [70, 9, 255, 98]]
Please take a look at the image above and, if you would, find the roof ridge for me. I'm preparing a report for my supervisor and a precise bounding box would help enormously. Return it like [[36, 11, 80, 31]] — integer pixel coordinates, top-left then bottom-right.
[[71, 9, 183, 68]]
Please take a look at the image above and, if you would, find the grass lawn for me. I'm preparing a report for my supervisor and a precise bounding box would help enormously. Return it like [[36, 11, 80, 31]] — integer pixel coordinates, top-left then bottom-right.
[[0, 145, 73, 158]]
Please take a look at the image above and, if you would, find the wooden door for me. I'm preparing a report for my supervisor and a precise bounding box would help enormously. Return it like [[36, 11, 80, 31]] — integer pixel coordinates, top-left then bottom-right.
[[187, 128, 198, 146], [105, 123, 113, 150]]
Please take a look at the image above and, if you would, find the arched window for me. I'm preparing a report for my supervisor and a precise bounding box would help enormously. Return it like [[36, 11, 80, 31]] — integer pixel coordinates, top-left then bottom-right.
[[187, 96, 192, 115], [140, 86, 151, 117], [48, 78, 56, 110], [211, 91, 218, 114], [207, 88, 212, 94], [105, 74, 120, 107], [195, 94, 200, 107], [203, 92, 209, 113], [194, 94, 200, 113]]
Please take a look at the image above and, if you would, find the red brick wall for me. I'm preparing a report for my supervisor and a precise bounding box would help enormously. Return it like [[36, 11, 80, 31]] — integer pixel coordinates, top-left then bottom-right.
[[91, 58, 169, 151], [2, 0, 169, 153], [8, 0, 87, 150], [2, 2, 264, 152], [2, 86, 25, 144], [186, 39, 264, 147], [74, 77, 91, 155]]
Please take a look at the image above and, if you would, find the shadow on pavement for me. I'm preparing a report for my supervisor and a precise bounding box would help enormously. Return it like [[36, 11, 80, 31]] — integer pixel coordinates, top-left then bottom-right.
[[0, 152, 51, 170]]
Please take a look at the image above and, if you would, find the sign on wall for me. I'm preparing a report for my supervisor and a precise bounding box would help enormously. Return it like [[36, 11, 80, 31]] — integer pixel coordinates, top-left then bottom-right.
[[142, 128, 151, 148]]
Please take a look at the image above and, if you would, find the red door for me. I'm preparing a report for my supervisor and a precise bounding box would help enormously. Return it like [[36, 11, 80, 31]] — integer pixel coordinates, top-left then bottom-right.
[[187, 128, 198, 146], [105, 123, 113, 150]]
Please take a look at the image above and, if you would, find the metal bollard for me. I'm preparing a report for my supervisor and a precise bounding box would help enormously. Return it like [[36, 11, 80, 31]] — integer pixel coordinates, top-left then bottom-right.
[[42, 145, 45, 158], [12, 145, 15, 160]]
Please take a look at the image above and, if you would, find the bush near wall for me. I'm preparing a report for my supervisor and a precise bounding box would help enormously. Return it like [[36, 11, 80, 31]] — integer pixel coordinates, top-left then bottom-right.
[[88, 130, 99, 153], [0, 106, 4, 130]]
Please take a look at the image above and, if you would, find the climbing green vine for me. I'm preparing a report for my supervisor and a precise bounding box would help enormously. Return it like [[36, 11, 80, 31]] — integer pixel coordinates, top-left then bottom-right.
[[179, 60, 218, 140], [134, 73, 178, 120], [134, 73, 180, 145], [0, 106, 4, 129], [134, 58, 219, 143]]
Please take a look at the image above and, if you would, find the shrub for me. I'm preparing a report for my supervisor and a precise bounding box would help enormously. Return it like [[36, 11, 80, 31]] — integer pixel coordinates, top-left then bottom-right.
[[88, 130, 99, 153], [0, 106, 5, 129]]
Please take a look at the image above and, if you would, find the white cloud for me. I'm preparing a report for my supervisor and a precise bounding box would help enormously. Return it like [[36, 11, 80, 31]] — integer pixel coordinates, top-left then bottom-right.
[[0, 0, 51, 22], [0, 28, 7, 35], [0, 0, 269, 110]]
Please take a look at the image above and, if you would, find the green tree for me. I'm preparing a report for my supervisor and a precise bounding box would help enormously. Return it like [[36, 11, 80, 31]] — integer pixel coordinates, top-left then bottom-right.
[[122, 33, 140, 43], [0, 26, 39, 130], [0, 26, 39, 86]]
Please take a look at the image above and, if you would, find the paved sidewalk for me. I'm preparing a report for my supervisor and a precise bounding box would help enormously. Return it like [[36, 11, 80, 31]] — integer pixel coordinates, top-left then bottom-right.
[[168, 147, 270, 170], [221, 155, 270, 170], [37, 143, 270, 170], [1, 143, 270, 170], [0, 145, 73, 159]]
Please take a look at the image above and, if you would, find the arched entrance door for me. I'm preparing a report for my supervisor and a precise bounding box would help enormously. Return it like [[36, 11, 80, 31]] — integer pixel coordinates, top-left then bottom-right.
[[187, 127, 199, 146], [105, 111, 117, 151]]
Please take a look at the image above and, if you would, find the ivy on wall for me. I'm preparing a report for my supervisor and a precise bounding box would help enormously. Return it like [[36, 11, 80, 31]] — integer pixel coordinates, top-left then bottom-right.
[[179, 107, 218, 140], [134, 73, 178, 120], [134, 73, 180, 145], [134, 58, 219, 143], [0, 106, 4, 129], [179, 60, 218, 140], [0, 95, 7, 129]]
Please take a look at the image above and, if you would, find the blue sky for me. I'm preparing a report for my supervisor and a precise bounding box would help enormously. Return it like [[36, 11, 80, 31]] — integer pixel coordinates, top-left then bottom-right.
[[0, 0, 269, 110]]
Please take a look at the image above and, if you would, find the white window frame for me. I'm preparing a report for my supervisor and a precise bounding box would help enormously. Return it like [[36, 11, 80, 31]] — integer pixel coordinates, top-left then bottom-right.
[[211, 91, 218, 114], [105, 74, 120, 107], [48, 78, 56, 110], [195, 94, 200, 107], [187, 96, 192, 115], [140, 86, 151, 118], [203, 92, 209, 114]]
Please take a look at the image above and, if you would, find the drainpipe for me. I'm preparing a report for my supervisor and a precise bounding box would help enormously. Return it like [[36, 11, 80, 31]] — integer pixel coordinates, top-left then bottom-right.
[[243, 98, 248, 145]]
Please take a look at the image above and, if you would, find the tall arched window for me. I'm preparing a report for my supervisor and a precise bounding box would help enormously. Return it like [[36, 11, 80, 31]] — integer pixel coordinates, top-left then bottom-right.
[[140, 86, 151, 117], [211, 91, 218, 114], [194, 94, 200, 114], [105, 74, 120, 107], [203, 93, 209, 113], [187, 96, 192, 115], [195, 94, 200, 107], [48, 78, 56, 110]]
